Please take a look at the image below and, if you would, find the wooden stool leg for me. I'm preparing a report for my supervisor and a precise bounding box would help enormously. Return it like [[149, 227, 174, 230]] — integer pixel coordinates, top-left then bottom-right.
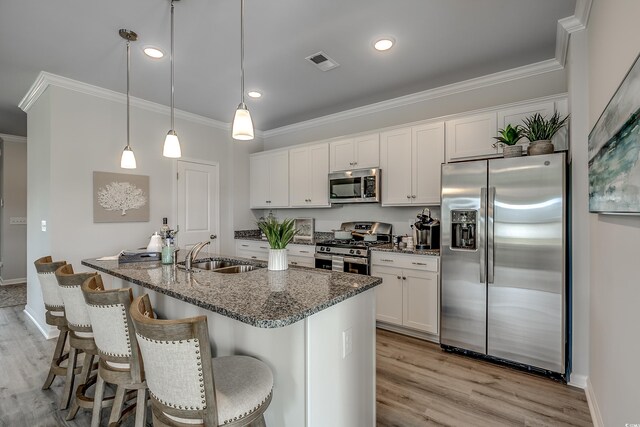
[[108, 385, 126, 425], [91, 373, 106, 427], [42, 329, 68, 390], [134, 388, 147, 427], [60, 346, 77, 410], [66, 354, 94, 420]]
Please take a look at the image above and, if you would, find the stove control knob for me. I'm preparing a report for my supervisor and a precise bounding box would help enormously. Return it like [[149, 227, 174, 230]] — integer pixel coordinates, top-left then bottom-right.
[[349, 249, 355, 254], [356, 250, 362, 255], [325, 247, 330, 252]]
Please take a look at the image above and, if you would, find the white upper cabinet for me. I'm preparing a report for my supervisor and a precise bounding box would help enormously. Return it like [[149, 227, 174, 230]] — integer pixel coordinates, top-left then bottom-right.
[[289, 142, 330, 207], [381, 123, 444, 206], [250, 150, 289, 208], [329, 133, 379, 172], [445, 112, 498, 162]]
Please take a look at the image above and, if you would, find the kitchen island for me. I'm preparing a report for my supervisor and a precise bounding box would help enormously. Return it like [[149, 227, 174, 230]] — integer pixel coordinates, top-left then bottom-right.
[[82, 256, 381, 427]]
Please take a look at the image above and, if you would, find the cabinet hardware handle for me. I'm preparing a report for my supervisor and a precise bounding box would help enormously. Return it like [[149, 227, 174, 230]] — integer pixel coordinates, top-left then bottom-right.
[[260, 246, 268, 250], [412, 262, 427, 265], [291, 261, 298, 265], [354, 162, 357, 166], [380, 259, 394, 262], [397, 275, 402, 280], [241, 244, 249, 247], [406, 195, 411, 199], [300, 250, 309, 253], [411, 195, 416, 199], [251, 256, 257, 259], [403, 276, 407, 280]]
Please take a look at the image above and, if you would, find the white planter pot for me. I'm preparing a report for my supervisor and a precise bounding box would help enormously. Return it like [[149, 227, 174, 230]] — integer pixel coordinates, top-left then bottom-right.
[[268, 248, 288, 271]]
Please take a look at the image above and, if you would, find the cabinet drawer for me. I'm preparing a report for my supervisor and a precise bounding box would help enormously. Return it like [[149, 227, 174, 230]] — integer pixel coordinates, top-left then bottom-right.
[[236, 249, 267, 262], [287, 245, 314, 257], [288, 255, 314, 268], [236, 240, 270, 252], [371, 252, 439, 272]]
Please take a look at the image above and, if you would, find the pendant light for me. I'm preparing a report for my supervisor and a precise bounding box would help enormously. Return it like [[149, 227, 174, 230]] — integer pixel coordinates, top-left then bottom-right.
[[163, 0, 182, 158], [120, 29, 138, 169], [231, 0, 254, 140]]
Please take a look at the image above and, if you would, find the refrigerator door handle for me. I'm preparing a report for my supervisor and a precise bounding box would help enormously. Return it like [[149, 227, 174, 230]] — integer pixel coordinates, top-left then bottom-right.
[[479, 187, 487, 283], [487, 186, 496, 284]]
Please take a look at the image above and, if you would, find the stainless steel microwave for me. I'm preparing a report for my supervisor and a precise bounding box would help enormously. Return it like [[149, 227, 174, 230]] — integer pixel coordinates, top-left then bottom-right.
[[329, 168, 380, 203]]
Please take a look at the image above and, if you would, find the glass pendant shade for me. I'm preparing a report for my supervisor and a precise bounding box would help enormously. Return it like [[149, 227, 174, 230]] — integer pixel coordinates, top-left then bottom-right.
[[163, 130, 182, 158], [232, 103, 254, 140], [121, 146, 137, 169]]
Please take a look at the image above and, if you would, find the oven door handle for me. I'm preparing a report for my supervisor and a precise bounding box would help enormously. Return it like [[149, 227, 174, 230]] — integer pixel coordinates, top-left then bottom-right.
[[342, 256, 369, 265], [314, 253, 333, 261]]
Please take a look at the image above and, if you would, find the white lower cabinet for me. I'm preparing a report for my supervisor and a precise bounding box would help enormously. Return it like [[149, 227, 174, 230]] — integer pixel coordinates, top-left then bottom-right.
[[371, 252, 439, 336], [235, 240, 315, 267]]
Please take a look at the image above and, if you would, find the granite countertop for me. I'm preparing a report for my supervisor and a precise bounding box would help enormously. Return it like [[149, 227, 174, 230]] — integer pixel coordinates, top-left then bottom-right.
[[370, 244, 440, 257], [82, 256, 381, 329]]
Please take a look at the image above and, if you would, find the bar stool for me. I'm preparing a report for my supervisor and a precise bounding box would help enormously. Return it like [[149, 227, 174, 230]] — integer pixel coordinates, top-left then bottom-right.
[[130, 294, 273, 427], [55, 264, 111, 421], [34, 256, 79, 409], [81, 274, 147, 427]]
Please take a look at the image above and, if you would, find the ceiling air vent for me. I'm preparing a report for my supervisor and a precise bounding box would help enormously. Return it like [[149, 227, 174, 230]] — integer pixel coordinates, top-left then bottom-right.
[[305, 51, 340, 71]]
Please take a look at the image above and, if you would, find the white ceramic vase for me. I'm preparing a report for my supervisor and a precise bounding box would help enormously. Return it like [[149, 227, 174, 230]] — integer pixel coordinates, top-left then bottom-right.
[[268, 248, 288, 271]]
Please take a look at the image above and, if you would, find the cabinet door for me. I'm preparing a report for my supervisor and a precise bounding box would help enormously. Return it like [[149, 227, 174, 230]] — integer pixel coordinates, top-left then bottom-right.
[[329, 139, 355, 172], [498, 101, 555, 153], [380, 127, 412, 205], [403, 270, 439, 334], [372, 266, 403, 326], [250, 154, 270, 208], [553, 98, 569, 151], [354, 133, 380, 169], [289, 146, 310, 207], [412, 122, 444, 205], [268, 151, 290, 207], [445, 112, 498, 162], [308, 143, 330, 206]]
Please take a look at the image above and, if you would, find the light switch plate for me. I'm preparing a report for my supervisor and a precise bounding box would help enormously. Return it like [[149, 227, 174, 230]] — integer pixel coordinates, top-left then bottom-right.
[[41, 220, 47, 232], [342, 328, 353, 359]]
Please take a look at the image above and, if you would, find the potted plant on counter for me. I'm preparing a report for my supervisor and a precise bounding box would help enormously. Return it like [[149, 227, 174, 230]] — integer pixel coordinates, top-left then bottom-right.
[[492, 124, 525, 157], [257, 217, 298, 271], [522, 112, 569, 155]]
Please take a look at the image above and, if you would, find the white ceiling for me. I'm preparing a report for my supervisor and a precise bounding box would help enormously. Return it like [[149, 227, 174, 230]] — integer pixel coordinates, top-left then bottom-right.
[[0, 0, 576, 137]]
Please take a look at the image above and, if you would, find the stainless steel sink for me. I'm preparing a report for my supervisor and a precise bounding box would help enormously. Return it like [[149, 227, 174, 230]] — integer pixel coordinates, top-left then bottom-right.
[[212, 265, 259, 274], [190, 260, 234, 270]]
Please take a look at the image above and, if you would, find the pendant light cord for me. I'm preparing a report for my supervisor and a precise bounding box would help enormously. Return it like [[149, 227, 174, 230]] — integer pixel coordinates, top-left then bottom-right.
[[126, 38, 131, 148], [240, 0, 245, 104], [170, 0, 175, 130]]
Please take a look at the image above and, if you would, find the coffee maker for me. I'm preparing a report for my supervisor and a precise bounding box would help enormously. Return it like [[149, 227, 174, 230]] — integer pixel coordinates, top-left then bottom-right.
[[413, 208, 440, 250]]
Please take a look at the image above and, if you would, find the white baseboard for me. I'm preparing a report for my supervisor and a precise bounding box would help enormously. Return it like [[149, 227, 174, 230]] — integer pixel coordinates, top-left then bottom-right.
[[0, 277, 27, 285], [23, 304, 58, 340], [569, 373, 588, 389], [585, 377, 604, 427]]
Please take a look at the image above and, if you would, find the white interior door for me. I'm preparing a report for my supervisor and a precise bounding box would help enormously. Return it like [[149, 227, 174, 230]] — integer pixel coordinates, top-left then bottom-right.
[[177, 160, 219, 253]]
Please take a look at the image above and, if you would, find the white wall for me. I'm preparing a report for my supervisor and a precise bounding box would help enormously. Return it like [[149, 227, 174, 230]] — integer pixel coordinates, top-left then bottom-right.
[[0, 135, 27, 283], [25, 83, 251, 336], [585, 0, 640, 425]]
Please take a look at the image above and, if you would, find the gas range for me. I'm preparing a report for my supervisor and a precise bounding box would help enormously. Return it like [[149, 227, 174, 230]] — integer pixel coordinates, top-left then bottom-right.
[[314, 222, 392, 275]]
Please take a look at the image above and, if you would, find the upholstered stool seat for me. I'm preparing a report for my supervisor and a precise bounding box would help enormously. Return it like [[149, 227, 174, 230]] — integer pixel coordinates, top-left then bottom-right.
[[131, 294, 273, 427], [56, 264, 115, 421], [82, 274, 147, 427], [34, 256, 79, 409]]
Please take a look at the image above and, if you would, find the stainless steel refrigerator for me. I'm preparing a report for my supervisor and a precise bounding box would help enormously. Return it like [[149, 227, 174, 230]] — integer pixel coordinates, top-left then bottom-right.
[[440, 153, 566, 374]]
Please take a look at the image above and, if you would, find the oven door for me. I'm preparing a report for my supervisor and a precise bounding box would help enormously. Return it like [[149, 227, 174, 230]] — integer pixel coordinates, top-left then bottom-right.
[[314, 253, 369, 275], [314, 253, 333, 271]]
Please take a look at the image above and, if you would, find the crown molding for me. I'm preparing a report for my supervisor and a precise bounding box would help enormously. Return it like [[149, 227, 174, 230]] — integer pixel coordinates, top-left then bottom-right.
[[0, 133, 27, 144], [18, 71, 232, 132], [555, 0, 592, 66], [263, 58, 563, 139]]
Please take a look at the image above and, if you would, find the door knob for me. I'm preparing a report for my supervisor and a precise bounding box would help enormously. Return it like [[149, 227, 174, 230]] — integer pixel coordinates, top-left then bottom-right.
[[210, 234, 217, 240]]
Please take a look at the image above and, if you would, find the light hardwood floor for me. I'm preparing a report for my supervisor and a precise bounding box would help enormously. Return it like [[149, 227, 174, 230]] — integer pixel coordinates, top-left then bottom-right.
[[376, 329, 592, 426], [1, 306, 591, 426]]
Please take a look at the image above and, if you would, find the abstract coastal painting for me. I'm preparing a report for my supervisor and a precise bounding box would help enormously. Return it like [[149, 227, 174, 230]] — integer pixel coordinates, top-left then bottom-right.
[[589, 53, 640, 214]]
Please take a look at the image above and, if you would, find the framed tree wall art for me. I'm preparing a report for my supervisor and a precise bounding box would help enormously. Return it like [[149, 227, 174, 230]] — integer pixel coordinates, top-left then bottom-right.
[[93, 171, 150, 222]]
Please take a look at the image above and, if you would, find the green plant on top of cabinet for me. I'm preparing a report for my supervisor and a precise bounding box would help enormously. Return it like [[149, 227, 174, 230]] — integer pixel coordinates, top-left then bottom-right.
[[329, 133, 379, 172], [380, 122, 445, 206], [250, 150, 289, 208], [289, 143, 330, 207]]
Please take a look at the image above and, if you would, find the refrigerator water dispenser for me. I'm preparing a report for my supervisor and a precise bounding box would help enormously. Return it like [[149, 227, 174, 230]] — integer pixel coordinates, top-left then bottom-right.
[[451, 210, 477, 250]]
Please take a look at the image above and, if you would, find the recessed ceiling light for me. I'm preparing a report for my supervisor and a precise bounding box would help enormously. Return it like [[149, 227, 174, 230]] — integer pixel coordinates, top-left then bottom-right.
[[247, 91, 262, 98], [374, 38, 395, 52], [143, 47, 164, 59]]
